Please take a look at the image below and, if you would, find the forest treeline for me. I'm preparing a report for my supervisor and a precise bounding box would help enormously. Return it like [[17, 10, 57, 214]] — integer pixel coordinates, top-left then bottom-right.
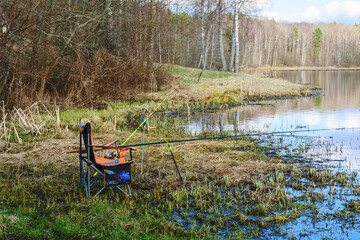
[[1, 0, 359, 107], [173, 0, 360, 69], [0, 0, 173, 107]]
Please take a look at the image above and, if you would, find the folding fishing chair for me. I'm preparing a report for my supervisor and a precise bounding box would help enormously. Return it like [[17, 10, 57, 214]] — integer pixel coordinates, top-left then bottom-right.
[[78, 119, 136, 197]]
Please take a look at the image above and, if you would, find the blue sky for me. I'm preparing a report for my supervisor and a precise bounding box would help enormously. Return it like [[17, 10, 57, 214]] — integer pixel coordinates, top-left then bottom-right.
[[259, 0, 360, 24]]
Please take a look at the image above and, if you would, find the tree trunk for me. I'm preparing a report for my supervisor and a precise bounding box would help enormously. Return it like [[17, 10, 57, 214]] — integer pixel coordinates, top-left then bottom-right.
[[199, 0, 206, 69], [234, 0, 239, 72], [204, 24, 212, 69], [253, 35, 257, 65], [258, 35, 263, 66], [273, 35, 279, 66], [242, 40, 247, 66], [229, 0, 238, 71], [146, 0, 155, 91], [266, 35, 272, 66], [292, 35, 295, 58], [301, 35, 306, 66], [158, 32, 162, 64], [1, 6, 11, 87], [229, 24, 235, 71], [218, 0, 227, 70], [210, 28, 215, 68], [106, 0, 117, 53]]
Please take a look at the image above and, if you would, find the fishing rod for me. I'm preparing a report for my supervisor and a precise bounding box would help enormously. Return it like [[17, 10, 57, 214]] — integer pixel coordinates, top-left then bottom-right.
[[92, 127, 360, 149]]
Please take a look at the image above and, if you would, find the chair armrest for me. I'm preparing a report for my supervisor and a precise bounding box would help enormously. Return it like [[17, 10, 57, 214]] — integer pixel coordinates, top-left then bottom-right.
[[89, 145, 136, 151], [103, 140, 117, 147], [68, 148, 104, 154], [125, 147, 136, 151]]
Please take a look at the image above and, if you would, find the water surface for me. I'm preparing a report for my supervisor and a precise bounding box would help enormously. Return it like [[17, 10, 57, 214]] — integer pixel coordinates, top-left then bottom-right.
[[184, 71, 360, 170]]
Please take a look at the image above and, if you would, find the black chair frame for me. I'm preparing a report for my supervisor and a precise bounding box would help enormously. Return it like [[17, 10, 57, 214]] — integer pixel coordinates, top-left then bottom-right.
[[79, 122, 135, 197]]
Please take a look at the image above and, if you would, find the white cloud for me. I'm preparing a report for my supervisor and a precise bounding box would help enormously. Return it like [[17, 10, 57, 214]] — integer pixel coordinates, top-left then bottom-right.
[[326, 1, 360, 19], [260, 1, 360, 24], [302, 6, 322, 22], [260, 11, 281, 21], [254, 0, 272, 11]]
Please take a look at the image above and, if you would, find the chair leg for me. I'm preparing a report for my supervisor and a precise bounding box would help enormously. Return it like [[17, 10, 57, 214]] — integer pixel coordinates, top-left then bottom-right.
[[80, 159, 89, 196], [115, 185, 128, 196], [90, 175, 102, 187], [94, 183, 107, 198], [81, 164, 133, 197], [79, 160, 82, 186], [86, 166, 91, 197], [127, 184, 132, 196]]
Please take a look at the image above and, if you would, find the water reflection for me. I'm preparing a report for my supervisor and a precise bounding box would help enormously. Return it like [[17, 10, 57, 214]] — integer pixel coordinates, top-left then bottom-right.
[[184, 71, 360, 170], [275, 71, 360, 109]]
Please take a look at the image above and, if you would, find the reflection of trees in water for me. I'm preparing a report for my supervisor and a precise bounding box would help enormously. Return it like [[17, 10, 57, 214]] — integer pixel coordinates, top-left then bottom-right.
[[278, 71, 360, 109], [191, 105, 283, 133]]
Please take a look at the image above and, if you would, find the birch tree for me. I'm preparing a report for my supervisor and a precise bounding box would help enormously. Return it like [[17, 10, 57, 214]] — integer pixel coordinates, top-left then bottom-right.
[[199, 0, 206, 68], [218, 0, 227, 70], [233, 0, 240, 72], [229, 0, 261, 71]]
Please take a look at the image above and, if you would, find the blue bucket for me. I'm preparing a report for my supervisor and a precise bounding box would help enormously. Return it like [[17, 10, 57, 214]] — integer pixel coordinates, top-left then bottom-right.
[[119, 171, 130, 183]]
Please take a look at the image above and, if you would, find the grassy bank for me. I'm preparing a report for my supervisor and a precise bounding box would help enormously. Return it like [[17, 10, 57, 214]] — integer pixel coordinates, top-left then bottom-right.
[[2, 66, 343, 239], [147, 65, 310, 104]]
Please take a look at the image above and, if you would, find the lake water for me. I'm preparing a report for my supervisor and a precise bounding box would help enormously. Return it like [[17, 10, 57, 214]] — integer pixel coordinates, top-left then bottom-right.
[[184, 71, 360, 171]]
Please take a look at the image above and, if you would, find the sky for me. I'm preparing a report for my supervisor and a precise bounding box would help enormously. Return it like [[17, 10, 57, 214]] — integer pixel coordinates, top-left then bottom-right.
[[259, 0, 360, 24]]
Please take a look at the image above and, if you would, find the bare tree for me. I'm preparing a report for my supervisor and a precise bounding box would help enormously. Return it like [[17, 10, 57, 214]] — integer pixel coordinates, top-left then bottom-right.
[[199, 0, 206, 68], [233, 0, 240, 72], [218, 0, 227, 70]]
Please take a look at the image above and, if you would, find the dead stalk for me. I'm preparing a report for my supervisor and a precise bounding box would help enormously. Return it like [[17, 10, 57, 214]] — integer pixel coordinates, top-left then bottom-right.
[[15, 108, 30, 128], [56, 106, 61, 132], [11, 123, 22, 144]]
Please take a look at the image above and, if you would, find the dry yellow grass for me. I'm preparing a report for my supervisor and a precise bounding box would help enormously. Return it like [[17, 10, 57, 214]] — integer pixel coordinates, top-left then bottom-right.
[[187, 75, 309, 103], [0, 128, 285, 189], [145, 66, 310, 104]]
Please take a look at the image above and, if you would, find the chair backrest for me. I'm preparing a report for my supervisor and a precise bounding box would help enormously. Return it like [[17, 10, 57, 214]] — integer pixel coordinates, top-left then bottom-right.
[[79, 119, 96, 164]]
